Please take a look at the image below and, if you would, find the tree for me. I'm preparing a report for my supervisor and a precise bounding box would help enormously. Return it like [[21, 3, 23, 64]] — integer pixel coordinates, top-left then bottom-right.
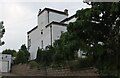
[[36, 46, 55, 66], [0, 21, 5, 46], [20, 44, 30, 62], [53, 32, 78, 62], [67, 2, 120, 76], [2, 49, 17, 57], [15, 50, 26, 64]]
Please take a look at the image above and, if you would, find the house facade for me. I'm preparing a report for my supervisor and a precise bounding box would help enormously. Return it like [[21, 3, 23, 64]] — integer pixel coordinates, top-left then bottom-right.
[[0, 54, 11, 72], [27, 8, 86, 60], [27, 8, 76, 60]]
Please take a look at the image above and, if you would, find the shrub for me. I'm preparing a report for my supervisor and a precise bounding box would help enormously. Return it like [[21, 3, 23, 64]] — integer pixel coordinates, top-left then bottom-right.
[[69, 57, 93, 70], [29, 61, 39, 69]]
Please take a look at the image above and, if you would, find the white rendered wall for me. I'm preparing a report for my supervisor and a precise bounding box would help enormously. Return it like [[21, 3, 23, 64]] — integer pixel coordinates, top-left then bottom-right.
[[38, 11, 67, 49], [0, 54, 11, 72], [38, 10, 48, 50], [38, 10, 48, 30], [28, 28, 41, 60], [49, 12, 67, 23], [42, 24, 67, 49], [42, 26, 51, 49], [52, 24, 67, 42]]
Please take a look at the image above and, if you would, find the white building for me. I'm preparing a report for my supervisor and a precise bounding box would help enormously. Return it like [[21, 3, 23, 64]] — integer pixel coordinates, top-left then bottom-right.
[[27, 8, 77, 60], [0, 54, 12, 72]]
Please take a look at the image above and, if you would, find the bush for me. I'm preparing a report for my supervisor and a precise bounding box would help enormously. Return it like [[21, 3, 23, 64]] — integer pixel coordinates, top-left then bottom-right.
[[69, 57, 93, 70], [29, 61, 39, 69]]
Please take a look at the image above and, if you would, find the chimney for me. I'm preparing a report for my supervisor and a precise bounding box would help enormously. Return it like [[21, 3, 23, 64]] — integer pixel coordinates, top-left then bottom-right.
[[38, 9, 41, 14], [64, 9, 68, 16]]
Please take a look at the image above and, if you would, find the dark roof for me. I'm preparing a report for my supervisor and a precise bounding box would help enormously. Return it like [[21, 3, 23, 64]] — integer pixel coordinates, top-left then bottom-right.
[[46, 21, 67, 28], [60, 14, 76, 23], [27, 26, 38, 34], [38, 8, 68, 16]]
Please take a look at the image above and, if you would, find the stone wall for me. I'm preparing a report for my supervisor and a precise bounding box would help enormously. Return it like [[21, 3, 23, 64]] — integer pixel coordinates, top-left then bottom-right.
[[11, 64, 99, 76]]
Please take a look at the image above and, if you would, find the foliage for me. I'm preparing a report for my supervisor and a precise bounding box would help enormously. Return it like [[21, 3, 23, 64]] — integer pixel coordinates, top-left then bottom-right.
[[67, 2, 120, 76], [29, 60, 39, 69], [53, 32, 78, 61], [15, 50, 26, 64], [20, 44, 30, 62], [31, 3, 120, 77], [36, 46, 54, 66], [2, 49, 17, 57]]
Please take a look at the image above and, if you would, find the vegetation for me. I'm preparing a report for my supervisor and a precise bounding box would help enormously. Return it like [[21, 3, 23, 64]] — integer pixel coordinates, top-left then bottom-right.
[[29, 60, 39, 69], [14, 44, 30, 64], [15, 50, 26, 64], [20, 44, 30, 62], [72, 2, 120, 76], [1, 2, 120, 77], [36, 46, 55, 66], [2, 44, 30, 64], [35, 2, 120, 77], [2, 49, 17, 57]]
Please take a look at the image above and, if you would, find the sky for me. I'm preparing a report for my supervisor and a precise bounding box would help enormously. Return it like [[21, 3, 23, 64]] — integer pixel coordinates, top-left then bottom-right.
[[0, 0, 90, 52]]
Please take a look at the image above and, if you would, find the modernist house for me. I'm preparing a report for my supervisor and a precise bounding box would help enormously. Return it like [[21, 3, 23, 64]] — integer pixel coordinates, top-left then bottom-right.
[[0, 54, 11, 72], [27, 8, 76, 60]]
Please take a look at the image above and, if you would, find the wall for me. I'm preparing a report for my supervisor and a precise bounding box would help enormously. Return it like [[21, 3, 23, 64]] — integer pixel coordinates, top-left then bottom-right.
[[38, 10, 67, 49], [28, 28, 40, 60], [38, 10, 48, 30], [42, 26, 51, 49], [28, 9, 68, 60], [42, 24, 67, 49], [12, 64, 99, 76], [0, 54, 11, 72], [52, 24, 67, 41], [49, 12, 67, 23]]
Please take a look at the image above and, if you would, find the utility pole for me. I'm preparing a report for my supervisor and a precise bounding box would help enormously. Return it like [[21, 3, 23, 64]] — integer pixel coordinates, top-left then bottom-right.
[[0, 21, 5, 46]]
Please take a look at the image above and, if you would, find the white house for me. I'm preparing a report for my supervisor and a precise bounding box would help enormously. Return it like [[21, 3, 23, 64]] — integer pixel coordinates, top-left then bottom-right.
[[0, 54, 12, 72], [27, 8, 77, 60]]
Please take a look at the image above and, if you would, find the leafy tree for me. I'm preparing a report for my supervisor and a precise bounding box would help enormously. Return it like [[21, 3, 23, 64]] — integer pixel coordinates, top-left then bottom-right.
[[36, 47, 43, 63], [67, 2, 120, 76], [20, 44, 30, 62], [2, 49, 17, 57], [53, 32, 78, 62], [15, 50, 26, 64], [36, 46, 55, 66]]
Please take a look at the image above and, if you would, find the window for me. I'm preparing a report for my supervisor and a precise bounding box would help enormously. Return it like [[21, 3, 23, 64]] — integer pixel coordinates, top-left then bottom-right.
[[5, 56, 7, 58], [28, 39, 31, 49], [41, 40, 43, 49], [41, 29, 43, 35]]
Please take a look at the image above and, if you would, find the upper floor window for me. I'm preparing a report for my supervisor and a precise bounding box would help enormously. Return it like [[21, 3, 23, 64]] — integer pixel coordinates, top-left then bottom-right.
[[41, 40, 43, 49], [41, 29, 43, 35], [28, 39, 31, 49]]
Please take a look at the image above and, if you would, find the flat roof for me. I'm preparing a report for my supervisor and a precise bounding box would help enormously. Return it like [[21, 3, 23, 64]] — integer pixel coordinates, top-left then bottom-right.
[[38, 8, 68, 16]]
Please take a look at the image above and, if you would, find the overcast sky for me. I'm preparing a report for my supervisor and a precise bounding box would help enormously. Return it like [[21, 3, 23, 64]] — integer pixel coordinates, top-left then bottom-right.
[[0, 0, 90, 52]]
